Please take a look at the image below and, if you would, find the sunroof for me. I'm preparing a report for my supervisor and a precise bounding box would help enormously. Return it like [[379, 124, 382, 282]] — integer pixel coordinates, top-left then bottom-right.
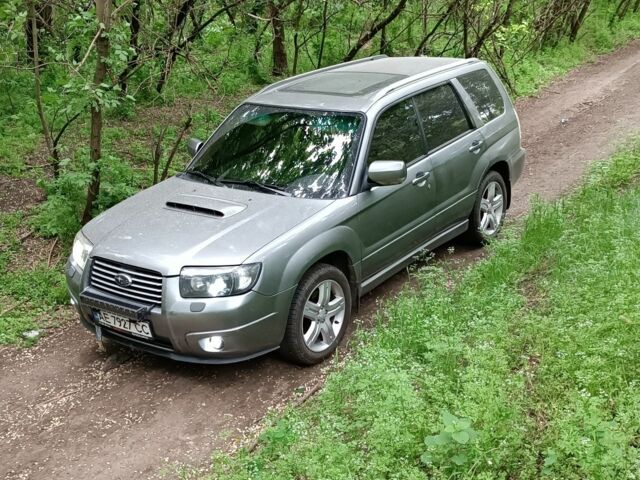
[[283, 71, 407, 97]]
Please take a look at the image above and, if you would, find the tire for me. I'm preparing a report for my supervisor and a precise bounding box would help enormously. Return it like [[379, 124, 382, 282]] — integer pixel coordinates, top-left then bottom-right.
[[468, 170, 507, 244], [280, 263, 352, 365]]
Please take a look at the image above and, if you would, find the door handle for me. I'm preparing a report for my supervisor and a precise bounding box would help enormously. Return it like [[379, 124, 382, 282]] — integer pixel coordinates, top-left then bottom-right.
[[412, 171, 431, 187], [469, 139, 484, 153]]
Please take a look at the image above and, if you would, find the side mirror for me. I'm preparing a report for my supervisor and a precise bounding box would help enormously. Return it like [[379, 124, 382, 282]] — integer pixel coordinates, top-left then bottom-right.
[[187, 137, 204, 157], [367, 160, 407, 187]]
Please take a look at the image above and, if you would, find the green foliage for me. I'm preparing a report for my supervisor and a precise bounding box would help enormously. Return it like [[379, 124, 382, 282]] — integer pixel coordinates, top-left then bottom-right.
[[421, 412, 479, 468], [2, 265, 67, 305], [1, 0, 639, 234], [32, 151, 142, 241], [195, 140, 640, 479], [0, 212, 23, 271], [0, 212, 68, 345], [33, 162, 91, 240]]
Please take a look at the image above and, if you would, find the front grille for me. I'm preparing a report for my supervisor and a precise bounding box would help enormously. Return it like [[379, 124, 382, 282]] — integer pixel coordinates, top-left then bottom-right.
[[90, 258, 163, 305]]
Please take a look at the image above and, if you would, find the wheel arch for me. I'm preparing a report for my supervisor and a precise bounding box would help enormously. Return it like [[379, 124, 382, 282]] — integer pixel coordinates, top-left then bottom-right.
[[486, 160, 511, 208], [253, 225, 361, 297], [312, 250, 359, 305]]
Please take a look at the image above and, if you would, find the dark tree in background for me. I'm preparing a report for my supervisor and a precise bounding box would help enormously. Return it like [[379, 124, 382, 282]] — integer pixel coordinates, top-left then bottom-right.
[[269, 0, 290, 76], [82, 0, 111, 225]]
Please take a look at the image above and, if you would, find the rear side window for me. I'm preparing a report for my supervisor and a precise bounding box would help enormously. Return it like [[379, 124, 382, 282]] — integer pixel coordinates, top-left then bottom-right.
[[368, 99, 425, 163], [413, 84, 473, 151], [457, 69, 505, 123]]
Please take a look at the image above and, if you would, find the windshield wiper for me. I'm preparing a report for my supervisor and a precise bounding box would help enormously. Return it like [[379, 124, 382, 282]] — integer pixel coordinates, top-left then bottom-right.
[[220, 179, 291, 197], [182, 170, 223, 187]]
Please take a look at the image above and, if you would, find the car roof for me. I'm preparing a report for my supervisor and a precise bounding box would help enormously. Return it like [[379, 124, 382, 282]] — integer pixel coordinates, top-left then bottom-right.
[[246, 55, 479, 113]]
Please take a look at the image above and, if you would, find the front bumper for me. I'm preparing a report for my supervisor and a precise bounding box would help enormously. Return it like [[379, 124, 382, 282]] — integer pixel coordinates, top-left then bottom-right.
[[66, 258, 295, 363]]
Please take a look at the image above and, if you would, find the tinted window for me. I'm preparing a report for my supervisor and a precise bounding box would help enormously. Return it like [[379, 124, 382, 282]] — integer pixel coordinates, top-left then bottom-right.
[[188, 104, 362, 199], [368, 99, 424, 164], [414, 84, 473, 151], [458, 69, 505, 123]]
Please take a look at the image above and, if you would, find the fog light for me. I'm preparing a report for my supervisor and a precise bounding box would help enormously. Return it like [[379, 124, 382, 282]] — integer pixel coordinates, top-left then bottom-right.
[[199, 335, 224, 352]]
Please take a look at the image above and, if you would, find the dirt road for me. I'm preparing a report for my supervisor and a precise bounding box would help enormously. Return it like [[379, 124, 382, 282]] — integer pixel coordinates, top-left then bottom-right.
[[2, 41, 639, 480]]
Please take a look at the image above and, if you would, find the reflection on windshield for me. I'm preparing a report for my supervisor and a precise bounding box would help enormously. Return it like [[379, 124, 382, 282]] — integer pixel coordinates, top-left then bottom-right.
[[187, 104, 362, 199]]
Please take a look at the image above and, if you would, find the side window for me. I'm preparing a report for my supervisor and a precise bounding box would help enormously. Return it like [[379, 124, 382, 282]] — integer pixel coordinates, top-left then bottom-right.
[[457, 69, 505, 123], [413, 84, 473, 151], [368, 99, 425, 164]]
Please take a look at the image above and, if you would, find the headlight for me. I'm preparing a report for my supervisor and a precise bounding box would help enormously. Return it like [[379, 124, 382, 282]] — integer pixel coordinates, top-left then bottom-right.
[[179, 264, 261, 298], [71, 231, 93, 271]]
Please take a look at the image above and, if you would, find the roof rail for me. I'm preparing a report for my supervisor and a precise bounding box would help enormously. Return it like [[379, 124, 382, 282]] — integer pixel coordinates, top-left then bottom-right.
[[369, 58, 478, 103], [254, 55, 389, 95]]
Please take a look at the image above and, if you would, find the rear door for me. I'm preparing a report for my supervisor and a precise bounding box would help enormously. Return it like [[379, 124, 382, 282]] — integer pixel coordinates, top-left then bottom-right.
[[357, 98, 438, 281], [413, 83, 484, 226]]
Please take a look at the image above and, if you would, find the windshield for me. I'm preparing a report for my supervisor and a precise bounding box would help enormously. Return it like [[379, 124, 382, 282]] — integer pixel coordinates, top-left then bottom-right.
[[186, 104, 363, 199]]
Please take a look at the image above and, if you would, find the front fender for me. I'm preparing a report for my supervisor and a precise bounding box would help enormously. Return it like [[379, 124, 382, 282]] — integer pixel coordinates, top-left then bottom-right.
[[254, 225, 362, 296], [246, 198, 362, 296]]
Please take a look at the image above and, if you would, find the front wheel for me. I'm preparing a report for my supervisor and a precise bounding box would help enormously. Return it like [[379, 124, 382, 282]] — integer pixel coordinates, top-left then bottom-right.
[[468, 171, 507, 244], [280, 263, 352, 365]]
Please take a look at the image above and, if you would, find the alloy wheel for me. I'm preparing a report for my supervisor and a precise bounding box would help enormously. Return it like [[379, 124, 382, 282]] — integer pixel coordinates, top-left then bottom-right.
[[479, 180, 504, 236], [302, 279, 346, 353]]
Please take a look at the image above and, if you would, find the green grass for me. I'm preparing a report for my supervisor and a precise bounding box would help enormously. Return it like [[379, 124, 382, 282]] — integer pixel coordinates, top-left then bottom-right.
[[510, 7, 640, 96], [193, 140, 640, 479], [0, 212, 68, 345]]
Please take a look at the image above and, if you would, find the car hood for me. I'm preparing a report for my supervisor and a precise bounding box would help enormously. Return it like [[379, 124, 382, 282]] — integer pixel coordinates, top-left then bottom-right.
[[84, 176, 334, 275]]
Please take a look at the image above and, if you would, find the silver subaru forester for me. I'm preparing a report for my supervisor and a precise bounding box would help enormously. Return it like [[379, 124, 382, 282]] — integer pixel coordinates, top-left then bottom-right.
[[66, 55, 524, 365]]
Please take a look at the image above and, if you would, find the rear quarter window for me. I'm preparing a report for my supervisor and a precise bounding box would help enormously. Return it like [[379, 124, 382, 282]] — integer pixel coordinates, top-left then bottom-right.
[[458, 69, 505, 123], [413, 84, 473, 151]]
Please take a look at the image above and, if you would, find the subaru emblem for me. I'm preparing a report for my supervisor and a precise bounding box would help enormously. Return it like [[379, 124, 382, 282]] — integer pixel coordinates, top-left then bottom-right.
[[114, 273, 133, 287]]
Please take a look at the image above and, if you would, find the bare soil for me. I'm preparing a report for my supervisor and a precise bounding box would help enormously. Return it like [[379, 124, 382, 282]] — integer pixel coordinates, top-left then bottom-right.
[[0, 176, 45, 214], [2, 41, 640, 480]]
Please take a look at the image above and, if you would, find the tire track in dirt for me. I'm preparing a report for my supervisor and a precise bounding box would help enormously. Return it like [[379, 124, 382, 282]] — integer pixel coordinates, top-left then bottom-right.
[[1, 40, 639, 480]]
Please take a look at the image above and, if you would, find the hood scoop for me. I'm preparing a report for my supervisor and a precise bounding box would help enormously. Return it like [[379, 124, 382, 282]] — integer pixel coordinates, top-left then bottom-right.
[[164, 193, 246, 218]]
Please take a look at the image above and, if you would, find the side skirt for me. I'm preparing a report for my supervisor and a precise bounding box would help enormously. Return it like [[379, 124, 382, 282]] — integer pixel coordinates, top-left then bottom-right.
[[359, 219, 469, 296]]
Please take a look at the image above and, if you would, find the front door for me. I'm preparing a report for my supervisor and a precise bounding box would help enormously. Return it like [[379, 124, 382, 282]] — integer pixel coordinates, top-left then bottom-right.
[[357, 98, 438, 281]]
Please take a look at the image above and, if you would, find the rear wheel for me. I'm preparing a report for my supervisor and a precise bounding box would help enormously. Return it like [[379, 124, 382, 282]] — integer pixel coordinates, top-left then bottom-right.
[[280, 263, 351, 365], [468, 171, 507, 244]]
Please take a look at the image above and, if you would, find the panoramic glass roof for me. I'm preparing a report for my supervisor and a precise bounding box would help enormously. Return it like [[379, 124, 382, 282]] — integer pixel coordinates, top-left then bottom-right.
[[282, 71, 407, 97]]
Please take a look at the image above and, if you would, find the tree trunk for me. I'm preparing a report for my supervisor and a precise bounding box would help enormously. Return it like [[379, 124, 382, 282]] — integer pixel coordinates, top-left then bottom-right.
[[269, 0, 288, 76], [291, 0, 304, 75], [25, 2, 52, 62], [414, 0, 456, 56], [28, 0, 58, 178], [380, 0, 389, 55], [462, 0, 469, 57], [611, 0, 632, 25], [118, 0, 142, 95], [469, 0, 517, 57], [156, 0, 196, 94], [343, 0, 408, 62], [161, 115, 192, 181], [569, 0, 590, 42], [156, 0, 241, 93], [81, 0, 111, 225], [316, 0, 328, 67]]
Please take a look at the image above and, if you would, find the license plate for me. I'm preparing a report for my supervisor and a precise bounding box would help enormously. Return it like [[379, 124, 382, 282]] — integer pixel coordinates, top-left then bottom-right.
[[98, 310, 153, 339]]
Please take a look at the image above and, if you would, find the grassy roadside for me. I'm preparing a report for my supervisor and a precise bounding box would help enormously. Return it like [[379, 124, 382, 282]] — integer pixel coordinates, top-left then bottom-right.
[[0, 212, 69, 345], [193, 139, 640, 479], [509, 10, 640, 96]]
